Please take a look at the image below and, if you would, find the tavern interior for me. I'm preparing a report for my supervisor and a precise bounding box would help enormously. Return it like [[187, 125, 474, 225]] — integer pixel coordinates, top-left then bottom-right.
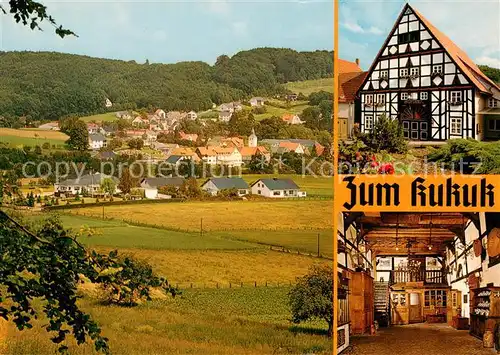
[[337, 212, 500, 354]]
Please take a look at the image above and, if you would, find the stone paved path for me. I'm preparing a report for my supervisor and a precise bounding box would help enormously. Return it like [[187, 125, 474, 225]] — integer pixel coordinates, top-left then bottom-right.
[[346, 323, 498, 355]]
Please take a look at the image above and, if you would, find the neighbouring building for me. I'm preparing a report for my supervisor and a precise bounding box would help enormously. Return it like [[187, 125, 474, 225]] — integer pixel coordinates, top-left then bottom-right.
[[88, 133, 107, 150], [239, 146, 270, 164], [179, 131, 198, 142], [55, 173, 119, 196], [248, 128, 258, 148], [218, 102, 242, 113], [201, 177, 249, 196], [250, 178, 306, 198], [338, 59, 366, 139], [140, 177, 185, 199], [154, 109, 166, 120], [261, 139, 325, 156], [249, 97, 265, 107], [105, 98, 113, 108], [87, 123, 99, 134], [38, 121, 60, 131], [356, 4, 500, 141], [165, 155, 191, 169]]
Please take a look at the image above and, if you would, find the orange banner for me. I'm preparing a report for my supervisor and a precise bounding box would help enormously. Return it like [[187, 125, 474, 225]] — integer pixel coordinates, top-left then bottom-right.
[[336, 174, 499, 212]]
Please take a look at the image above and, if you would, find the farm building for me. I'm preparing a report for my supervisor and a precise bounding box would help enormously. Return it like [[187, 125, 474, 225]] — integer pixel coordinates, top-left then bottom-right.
[[140, 177, 185, 199], [250, 178, 306, 198], [55, 173, 119, 196], [201, 177, 249, 196]]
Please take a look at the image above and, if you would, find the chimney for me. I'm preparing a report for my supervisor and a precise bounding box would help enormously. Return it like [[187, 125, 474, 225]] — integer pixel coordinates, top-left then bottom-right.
[[355, 58, 360, 67]]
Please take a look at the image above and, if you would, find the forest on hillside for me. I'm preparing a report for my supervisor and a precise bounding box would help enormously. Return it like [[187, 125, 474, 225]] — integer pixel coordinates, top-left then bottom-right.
[[0, 48, 333, 125]]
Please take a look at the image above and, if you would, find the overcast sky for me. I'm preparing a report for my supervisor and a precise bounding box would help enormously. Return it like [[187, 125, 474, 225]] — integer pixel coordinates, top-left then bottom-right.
[[340, 0, 500, 70], [0, 0, 333, 64]]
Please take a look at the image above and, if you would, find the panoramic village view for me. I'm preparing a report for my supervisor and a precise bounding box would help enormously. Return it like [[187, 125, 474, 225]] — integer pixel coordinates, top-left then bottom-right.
[[0, 0, 499, 355], [336, 2, 500, 355]]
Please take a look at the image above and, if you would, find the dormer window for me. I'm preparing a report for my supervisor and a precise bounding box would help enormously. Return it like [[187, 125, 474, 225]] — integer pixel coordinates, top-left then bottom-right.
[[400, 68, 409, 77], [488, 98, 498, 108]]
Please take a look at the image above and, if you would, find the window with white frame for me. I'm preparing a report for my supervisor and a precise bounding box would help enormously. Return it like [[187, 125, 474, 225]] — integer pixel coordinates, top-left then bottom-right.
[[376, 94, 385, 104], [365, 94, 373, 105], [432, 65, 443, 74], [380, 70, 388, 79], [401, 92, 409, 100], [488, 98, 498, 108], [410, 67, 419, 77], [365, 115, 374, 130], [420, 92, 428, 100], [451, 118, 462, 135], [450, 91, 462, 103], [400, 68, 409, 77], [409, 92, 418, 100]]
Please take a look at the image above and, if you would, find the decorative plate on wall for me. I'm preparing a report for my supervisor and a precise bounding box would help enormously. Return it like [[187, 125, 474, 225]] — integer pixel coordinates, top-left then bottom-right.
[[487, 228, 500, 257], [473, 239, 483, 257]]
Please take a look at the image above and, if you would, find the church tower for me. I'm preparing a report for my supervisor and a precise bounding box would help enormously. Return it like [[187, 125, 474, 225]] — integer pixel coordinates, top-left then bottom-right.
[[248, 128, 257, 147]]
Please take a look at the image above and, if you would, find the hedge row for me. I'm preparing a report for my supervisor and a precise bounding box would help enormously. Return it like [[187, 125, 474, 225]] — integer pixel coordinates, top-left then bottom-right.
[[44, 197, 185, 210]]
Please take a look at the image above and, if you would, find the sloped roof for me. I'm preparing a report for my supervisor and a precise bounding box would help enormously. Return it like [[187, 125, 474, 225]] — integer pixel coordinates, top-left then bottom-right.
[[410, 5, 499, 94], [89, 133, 106, 142], [141, 177, 185, 188], [58, 173, 118, 186], [338, 59, 362, 74], [166, 155, 185, 164], [339, 71, 368, 103], [252, 178, 300, 190], [279, 141, 302, 151], [202, 177, 249, 190]]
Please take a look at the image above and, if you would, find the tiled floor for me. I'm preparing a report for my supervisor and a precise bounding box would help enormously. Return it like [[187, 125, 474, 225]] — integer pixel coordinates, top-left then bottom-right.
[[346, 323, 498, 355]]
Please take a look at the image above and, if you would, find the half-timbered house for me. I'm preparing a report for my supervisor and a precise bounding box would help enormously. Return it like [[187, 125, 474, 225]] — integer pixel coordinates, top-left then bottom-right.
[[356, 4, 500, 141]]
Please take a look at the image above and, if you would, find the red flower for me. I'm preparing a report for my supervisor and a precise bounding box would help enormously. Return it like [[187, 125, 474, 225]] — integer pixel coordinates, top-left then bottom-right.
[[355, 151, 362, 161], [370, 161, 379, 168], [378, 163, 395, 174]]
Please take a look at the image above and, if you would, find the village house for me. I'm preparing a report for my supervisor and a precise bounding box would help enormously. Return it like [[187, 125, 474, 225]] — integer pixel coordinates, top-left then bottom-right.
[[151, 142, 179, 155], [196, 146, 242, 167], [140, 177, 185, 199], [124, 129, 147, 139], [87, 123, 99, 134], [165, 155, 191, 169], [154, 109, 166, 120], [132, 116, 148, 126], [249, 97, 265, 107], [97, 151, 117, 160], [179, 131, 198, 142], [238, 129, 270, 164], [356, 3, 500, 141], [201, 177, 249, 196], [260, 139, 324, 156], [285, 93, 298, 102], [115, 111, 132, 120], [276, 141, 306, 154], [55, 173, 119, 196], [169, 147, 201, 162], [250, 178, 306, 198], [219, 110, 232, 122], [218, 102, 242, 113], [187, 111, 198, 120], [38, 121, 60, 131], [105, 98, 112, 108], [88, 133, 107, 150], [143, 130, 158, 146], [281, 114, 304, 125]]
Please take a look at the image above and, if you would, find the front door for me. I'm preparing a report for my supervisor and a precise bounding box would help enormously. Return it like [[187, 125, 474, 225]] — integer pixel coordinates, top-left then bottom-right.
[[339, 118, 348, 139], [400, 102, 431, 141], [402, 120, 429, 141], [447, 290, 462, 325], [409, 292, 423, 323]]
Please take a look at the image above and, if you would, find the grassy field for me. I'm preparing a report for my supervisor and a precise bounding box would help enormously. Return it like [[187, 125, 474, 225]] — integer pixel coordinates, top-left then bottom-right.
[[254, 101, 310, 121], [0, 128, 68, 147], [4, 288, 331, 355], [285, 78, 333, 96], [79, 112, 119, 122], [69, 200, 332, 232]]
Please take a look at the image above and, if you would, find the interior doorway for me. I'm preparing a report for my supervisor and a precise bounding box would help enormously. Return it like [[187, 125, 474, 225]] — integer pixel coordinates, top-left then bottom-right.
[[409, 292, 423, 323]]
